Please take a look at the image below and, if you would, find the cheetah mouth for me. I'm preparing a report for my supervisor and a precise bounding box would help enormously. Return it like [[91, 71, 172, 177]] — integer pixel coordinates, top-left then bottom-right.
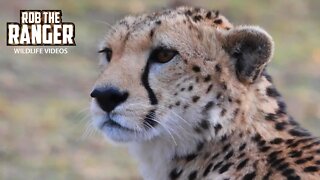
[[100, 118, 135, 132]]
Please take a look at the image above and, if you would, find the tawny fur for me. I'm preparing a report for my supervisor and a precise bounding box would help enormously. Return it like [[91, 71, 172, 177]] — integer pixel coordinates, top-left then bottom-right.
[[90, 7, 320, 180]]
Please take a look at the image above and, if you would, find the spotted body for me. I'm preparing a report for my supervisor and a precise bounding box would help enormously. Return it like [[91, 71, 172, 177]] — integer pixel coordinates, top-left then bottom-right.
[[89, 7, 320, 180]]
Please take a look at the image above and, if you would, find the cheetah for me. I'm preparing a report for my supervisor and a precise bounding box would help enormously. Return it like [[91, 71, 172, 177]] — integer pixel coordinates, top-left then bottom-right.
[[89, 7, 320, 180]]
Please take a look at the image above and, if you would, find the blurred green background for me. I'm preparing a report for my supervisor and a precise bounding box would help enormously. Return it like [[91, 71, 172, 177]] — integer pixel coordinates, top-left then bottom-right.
[[0, 0, 319, 179]]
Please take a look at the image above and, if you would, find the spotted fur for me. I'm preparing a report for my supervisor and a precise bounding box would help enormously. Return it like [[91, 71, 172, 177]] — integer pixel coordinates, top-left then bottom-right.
[[90, 7, 320, 180]]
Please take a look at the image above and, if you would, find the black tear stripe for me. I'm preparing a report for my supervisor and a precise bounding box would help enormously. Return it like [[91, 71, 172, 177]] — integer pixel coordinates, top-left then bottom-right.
[[141, 61, 158, 127], [141, 61, 158, 105]]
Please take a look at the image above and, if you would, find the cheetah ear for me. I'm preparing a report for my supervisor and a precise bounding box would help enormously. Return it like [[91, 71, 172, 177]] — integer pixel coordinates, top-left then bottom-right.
[[219, 26, 274, 84]]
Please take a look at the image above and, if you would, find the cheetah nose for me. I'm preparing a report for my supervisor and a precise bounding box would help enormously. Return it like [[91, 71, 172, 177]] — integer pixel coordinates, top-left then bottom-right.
[[90, 86, 129, 113]]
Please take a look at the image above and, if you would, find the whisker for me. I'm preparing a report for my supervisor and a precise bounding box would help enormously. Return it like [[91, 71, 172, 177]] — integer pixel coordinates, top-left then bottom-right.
[[142, 113, 178, 146], [92, 19, 113, 28]]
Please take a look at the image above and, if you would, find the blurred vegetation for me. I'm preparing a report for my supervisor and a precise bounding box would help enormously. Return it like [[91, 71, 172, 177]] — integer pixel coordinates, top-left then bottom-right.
[[0, 0, 319, 179]]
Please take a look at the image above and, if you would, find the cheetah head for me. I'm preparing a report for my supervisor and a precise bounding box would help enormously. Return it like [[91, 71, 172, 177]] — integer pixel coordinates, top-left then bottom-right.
[[90, 7, 274, 144]]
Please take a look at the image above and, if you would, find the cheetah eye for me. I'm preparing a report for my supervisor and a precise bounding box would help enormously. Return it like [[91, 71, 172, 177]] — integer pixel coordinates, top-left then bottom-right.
[[98, 47, 112, 62], [149, 47, 178, 63]]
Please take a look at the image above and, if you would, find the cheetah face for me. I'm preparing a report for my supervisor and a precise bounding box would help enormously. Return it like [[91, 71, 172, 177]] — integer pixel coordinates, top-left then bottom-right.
[[90, 7, 273, 143]]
